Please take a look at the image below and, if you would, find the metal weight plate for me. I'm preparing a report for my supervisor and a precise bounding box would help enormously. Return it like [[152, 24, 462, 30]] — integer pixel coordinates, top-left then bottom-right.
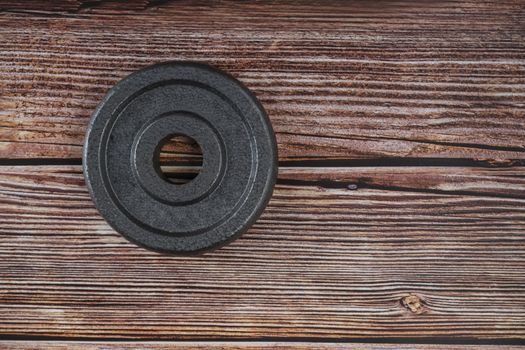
[[83, 62, 278, 254]]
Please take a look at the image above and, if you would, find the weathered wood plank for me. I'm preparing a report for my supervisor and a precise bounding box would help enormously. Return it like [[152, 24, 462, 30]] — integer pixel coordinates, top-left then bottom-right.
[[281, 165, 525, 196], [0, 165, 524, 339], [1, 341, 523, 350], [0, 0, 165, 12], [0, 0, 79, 12], [1, 0, 524, 161]]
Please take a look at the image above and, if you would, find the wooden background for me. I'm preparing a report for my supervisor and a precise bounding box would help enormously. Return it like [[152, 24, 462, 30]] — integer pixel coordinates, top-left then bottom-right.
[[0, 0, 524, 349]]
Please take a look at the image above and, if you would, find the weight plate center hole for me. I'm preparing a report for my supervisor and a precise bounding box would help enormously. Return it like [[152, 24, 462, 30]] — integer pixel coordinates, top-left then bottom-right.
[[156, 134, 203, 185]]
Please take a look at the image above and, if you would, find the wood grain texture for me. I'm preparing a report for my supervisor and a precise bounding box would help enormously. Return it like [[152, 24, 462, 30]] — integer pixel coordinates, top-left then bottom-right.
[[0, 0, 78, 12], [0, 0, 169, 12], [1, 341, 524, 350], [1, 0, 525, 161], [0, 165, 524, 340], [1, 0, 525, 345]]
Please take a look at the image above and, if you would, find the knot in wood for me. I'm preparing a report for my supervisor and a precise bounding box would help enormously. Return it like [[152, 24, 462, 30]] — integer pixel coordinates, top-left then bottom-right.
[[401, 294, 424, 314]]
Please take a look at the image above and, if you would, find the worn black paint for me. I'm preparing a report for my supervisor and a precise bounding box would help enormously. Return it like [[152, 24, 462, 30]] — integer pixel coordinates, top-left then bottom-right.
[[83, 62, 278, 254]]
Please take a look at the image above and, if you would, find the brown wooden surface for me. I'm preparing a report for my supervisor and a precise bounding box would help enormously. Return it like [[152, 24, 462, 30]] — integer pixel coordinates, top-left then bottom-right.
[[0, 0, 524, 347], [1, 341, 524, 350], [1, 0, 525, 161], [0, 165, 524, 340]]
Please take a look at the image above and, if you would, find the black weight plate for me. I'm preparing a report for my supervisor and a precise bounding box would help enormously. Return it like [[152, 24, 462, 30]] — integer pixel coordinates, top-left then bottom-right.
[[83, 62, 278, 254]]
